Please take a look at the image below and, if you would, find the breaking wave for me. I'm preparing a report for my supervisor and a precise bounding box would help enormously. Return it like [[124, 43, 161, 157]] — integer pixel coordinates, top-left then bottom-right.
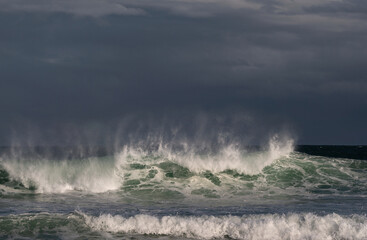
[[116, 135, 294, 175], [0, 136, 293, 194], [0, 156, 121, 193], [1, 136, 367, 198], [2, 211, 367, 239], [80, 212, 367, 240]]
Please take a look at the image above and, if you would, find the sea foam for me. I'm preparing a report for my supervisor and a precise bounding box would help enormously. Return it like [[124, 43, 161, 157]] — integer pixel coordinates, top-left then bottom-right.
[[80, 212, 367, 240]]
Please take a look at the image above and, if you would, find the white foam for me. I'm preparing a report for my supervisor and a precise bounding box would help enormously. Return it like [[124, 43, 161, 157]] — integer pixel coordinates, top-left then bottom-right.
[[1, 157, 121, 193], [116, 135, 294, 175], [81, 212, 367, 240]]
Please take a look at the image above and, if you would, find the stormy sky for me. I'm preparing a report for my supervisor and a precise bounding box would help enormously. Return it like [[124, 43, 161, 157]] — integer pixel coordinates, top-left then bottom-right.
[[0, 0, 366, 145]]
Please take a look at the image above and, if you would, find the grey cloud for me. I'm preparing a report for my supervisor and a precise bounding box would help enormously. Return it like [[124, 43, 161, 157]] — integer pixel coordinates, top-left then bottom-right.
[[304, 0, 367, 14], [121, 0, 263, 17], [120, 0, 353, 18], [0, 0, 366, 144], [0, 0, 145, 17]]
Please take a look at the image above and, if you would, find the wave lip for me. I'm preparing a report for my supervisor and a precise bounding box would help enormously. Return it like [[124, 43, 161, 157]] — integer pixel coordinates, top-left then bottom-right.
[[80, 212, 367, 240]]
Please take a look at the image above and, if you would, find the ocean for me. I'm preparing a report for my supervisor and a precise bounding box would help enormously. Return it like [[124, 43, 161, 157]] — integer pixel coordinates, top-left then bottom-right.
[[1, 139, 367, 239]]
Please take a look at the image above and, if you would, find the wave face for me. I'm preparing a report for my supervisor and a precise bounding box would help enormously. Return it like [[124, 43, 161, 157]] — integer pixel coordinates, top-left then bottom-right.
[[1, 137, 367, 200], [2, 212, 367, 240]]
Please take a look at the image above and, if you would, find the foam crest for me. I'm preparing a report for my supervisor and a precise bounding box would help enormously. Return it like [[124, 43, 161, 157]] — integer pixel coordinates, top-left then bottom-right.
[[81, 212, 367, 240], [1, 157, 121, 193], [116, 135, 294, 174]]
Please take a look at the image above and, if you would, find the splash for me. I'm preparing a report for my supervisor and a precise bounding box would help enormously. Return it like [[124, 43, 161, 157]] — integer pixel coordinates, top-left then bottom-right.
[[115, 135, 294, 175], [0, 135, 294, 194], [1, 156, 121, 193]]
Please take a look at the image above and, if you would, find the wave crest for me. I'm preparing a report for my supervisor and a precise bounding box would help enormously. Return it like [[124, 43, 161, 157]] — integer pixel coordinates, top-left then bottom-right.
[[80, 212, 367, 240], [116, 135, 294, 175]]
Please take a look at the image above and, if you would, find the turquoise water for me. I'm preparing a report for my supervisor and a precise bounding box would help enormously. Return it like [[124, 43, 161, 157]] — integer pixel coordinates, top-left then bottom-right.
[[1, 142, 367, 239]]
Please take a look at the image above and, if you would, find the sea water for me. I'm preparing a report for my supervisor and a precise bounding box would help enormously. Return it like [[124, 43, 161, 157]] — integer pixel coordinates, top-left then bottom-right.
[[1, 138, 367, 239]]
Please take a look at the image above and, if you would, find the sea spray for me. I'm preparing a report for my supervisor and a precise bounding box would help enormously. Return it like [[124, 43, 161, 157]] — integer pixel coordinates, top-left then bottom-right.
[[1, 156, 121, 193], [115, 135, 294, 175], [0, 135, 293, 194]]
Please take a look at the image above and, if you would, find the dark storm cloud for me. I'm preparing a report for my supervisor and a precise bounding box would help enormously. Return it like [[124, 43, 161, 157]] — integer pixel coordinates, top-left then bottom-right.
[[0, 0, 366, 144]]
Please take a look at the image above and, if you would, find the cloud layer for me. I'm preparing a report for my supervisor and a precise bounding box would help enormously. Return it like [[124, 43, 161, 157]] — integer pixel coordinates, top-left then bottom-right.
[[0, 0, 366, 144], [0, 0, 145, 16]]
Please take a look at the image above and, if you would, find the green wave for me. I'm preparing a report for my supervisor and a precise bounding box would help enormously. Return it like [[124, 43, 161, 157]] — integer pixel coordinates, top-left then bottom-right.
[[1, 151, 367, 200]]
